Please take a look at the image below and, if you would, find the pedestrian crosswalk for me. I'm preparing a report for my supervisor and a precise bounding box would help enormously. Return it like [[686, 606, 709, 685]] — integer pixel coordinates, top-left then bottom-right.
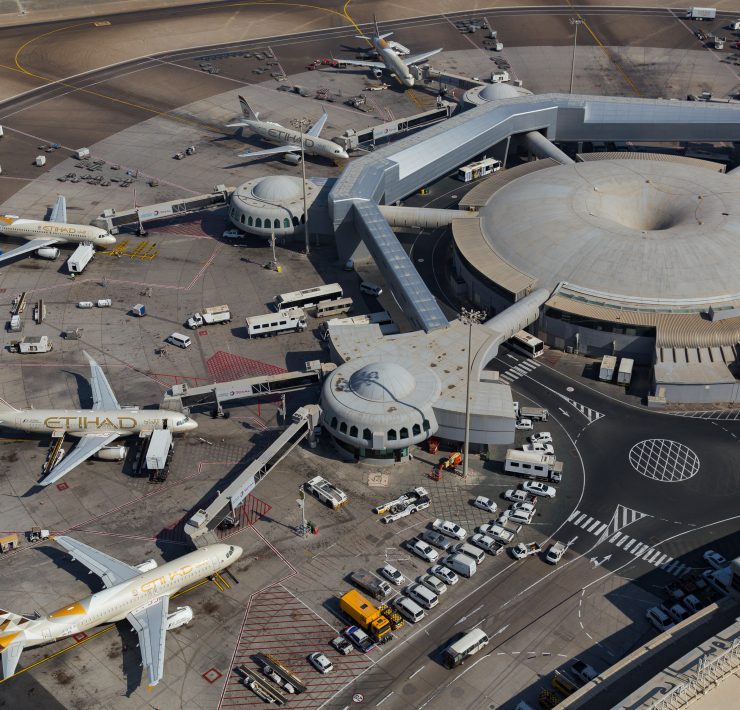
[[500, 359, 541, 384], [566, 507, 690, 577], [564, 398, 605, 423]]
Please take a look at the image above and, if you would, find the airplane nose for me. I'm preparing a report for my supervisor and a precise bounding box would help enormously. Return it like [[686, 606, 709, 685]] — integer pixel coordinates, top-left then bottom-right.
[[185, 419, 198, 430], [102, 235, 116, 245], [232, 545, 244, 558]]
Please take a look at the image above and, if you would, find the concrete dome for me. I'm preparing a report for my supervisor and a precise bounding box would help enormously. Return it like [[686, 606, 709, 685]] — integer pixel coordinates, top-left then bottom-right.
[[479, 83, 521, 100], [348, 362, 416, 402], [479, 159, 740, 304], [252, 175, 302, 201]]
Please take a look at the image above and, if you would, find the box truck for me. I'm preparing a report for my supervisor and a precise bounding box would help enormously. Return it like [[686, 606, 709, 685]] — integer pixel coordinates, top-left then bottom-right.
[[186, 305, 231, 329], [687, 7, 716, 20], [617, 357, 634, 386], [599, 355, 617, 382], [67, 243, 95, 273]]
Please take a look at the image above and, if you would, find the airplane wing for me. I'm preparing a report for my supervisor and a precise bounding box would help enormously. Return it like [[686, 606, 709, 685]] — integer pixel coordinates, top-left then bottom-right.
[[306, 110, 328, 138], [338, 57, 386, 69], [39, 432, 119, 487], [56, 535, 142, 588], [0, 238, 60, 264], [404, 48, 443, 65], [238, 145, 298, 158], [49, 195, 67, 223], [128, 595, 169, 687], [83, 350, 120, 410]]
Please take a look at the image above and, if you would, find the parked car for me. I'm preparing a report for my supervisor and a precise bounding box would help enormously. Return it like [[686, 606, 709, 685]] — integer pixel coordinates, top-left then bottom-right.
[[380, 563, 406, 586], [646, 606, 675, 632], [510, 501, 536, 514], [545, 541, 566, 564], [571, 659, 597, 684], [472, 495, 497, 513], [523, 443, 555, 455], [330, 636, 353, 655], [419, 573, 447, 595], [222, 228, 242, 239], [682, 594, 704, 614], [521, 481, 556, 498], [405, 539, 439, 563], [504, 489, 534, 503], [432, 519, 467, 540], [703, 550, 728, 570], [478, 523, 515, 544], [511, 542, 541, 560], [661, 602, 690, 623], [515, 418, 533, 430], [469, 533, 498, 553], [430, 564, 458, 585], [419, 530, 453, 551], [529, 432, 553, 444], [308, 652, 333, 674]]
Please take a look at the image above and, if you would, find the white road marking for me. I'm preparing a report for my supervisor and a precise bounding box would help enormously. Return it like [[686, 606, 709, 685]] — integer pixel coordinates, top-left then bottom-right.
[[409, 666, 424, 679]]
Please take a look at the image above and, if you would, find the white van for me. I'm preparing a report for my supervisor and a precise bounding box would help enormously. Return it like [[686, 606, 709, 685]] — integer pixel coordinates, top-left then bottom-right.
[[442, 553, 477, 578], [394, 596, 425, 623], [442, 628, 490, 668], [167, 332, 192, 349], [451, 542, 485, 565], [407, 583, 438, 610], [360, 281, 383, 297]]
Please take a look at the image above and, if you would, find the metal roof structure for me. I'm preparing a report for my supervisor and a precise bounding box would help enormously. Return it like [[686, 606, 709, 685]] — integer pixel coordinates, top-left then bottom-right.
[[329, 93, 740, 333]]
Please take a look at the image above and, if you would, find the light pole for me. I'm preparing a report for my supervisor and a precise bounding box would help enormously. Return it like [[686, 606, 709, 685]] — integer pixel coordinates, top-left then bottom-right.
[[569, 18, 584, 95], [460, 307, 486, 479], [290, 117, 311, 255]]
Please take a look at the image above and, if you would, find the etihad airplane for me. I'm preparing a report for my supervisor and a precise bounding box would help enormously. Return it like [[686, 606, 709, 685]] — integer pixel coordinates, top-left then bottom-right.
[[227, 95, 349, 163], [0, 195, 116, 265], [341, 16, 442, 87], [0, 350, 197, 486], [0, 536, 243, 687]]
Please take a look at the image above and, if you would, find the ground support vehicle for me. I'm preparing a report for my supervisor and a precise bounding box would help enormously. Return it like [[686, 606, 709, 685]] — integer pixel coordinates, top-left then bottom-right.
[[305, 476, 347, 509], [349, 569, 393, 601], [186, 305, 231, 328], [511, 542, 542, 560], [375, 487, 430, 523], [339, 590, 393, 642]]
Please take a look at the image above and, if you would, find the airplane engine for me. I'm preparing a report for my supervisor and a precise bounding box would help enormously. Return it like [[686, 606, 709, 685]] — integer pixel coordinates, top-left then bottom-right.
[[372, 67, 383, 78], [135, 559, 158, 573], [94, 445, 128, 461], [283, 153, 301, 165], [35, 247, 60, 260], [166, 606, 193, 630]]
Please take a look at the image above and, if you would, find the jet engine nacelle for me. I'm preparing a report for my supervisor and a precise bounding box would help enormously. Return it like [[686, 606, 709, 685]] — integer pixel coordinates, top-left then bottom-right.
[[35, 247, 60, 260], [166, 606, 193, 630], [372, 67, 383, 78], [94, 445, 128, 461], [283, 152, 301, 165], [135, 559, 158, 573]]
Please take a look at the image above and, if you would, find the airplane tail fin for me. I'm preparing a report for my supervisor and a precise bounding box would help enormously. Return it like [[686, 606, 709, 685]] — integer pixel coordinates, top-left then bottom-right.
[[0, 397, 19, 412], [374, 13, 380, 37], [238, 95, 259, 121], [378, 32, 393, 39], [0, 632, 26, 680]]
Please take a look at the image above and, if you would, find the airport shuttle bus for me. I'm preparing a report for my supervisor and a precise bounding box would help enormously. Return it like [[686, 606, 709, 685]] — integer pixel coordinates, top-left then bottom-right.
[[315, 297, 353, 318], [273, 283, 343, 311], [442, 629, 490, 668], [246, 308, 306, 337], [319, 311, 395, 340], [508, 330, 545, 358]]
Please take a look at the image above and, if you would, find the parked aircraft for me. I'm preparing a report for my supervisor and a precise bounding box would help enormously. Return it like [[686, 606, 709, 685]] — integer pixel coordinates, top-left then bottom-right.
[[0, 350, 197, 486], [227, 96, 349, 163], [0, 536, 242, 686], [341, 16, 442, 87], [0, 196, 116, 265]]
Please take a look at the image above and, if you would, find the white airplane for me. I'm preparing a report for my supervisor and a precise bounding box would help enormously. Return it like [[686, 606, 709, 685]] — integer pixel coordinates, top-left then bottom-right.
[[0, 536, 243, 687], [0, 195, 116, 265], [341, 16, 442, 87], [227, 96, 349, 163], [0, 350, 198, 487]]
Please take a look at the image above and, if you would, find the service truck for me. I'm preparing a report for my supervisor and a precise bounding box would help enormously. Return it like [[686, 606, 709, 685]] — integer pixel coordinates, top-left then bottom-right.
[[9, 335, 52, 354], [339, 589, 392, 642], [186, 305, 231, 329], [519, 406, 548, 422], [687, 7, 716, 20], [599, 355, 617, 382], [349, 569, 394, 602], [67, 242, 95, 273]]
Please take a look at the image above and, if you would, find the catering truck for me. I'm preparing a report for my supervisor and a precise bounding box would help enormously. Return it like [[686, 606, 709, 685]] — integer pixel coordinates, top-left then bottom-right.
[[686, 7, 716, 19], [339, 589, 393, 642], [186, 305, 231, 329]]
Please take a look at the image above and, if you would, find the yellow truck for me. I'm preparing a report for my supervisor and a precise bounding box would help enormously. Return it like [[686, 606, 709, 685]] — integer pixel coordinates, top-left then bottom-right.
[[340, 589, 393, 641]]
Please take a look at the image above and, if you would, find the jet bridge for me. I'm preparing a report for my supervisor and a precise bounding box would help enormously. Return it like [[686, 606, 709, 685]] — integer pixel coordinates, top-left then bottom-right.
[[184, 405, 320, 543]]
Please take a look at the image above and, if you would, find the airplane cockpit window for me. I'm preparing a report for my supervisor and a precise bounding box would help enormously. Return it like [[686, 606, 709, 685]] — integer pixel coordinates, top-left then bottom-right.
[[226, 546, 235, 558]]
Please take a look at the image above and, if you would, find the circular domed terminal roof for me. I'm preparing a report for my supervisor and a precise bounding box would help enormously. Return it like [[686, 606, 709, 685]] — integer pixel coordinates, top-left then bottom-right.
[[348, 362, 416, 402], [478, 159, 740, 304], [479, 83, 521, 100], [251, 175, 302, 202]]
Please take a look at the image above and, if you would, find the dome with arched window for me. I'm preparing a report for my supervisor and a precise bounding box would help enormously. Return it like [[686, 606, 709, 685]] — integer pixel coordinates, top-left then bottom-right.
[[228, 175, 320, 237]]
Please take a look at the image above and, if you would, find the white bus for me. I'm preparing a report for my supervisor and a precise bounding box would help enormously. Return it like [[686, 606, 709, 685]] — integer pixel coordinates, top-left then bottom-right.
[[457, 158, 502, 182], [509, 330, 544, 358], [245, 307, 306, 338], [273, 283, 343, 311], [442, 629, 489, 668], [319, 311, 396, 340], [315, 297, 353, 318]]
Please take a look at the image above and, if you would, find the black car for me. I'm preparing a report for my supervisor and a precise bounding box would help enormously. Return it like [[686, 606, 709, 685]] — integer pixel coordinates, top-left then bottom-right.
[[419, 530, 452, 550]]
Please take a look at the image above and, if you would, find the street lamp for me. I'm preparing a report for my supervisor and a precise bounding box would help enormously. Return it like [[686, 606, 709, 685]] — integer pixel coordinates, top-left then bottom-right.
[[569, 18, 584, 95], [460, 307, 486, 479], [290, 117, 311, 255]]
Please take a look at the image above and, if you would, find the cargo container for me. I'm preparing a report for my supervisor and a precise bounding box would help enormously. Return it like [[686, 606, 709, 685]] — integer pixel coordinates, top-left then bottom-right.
[[617, 357, 634, 386], [131, 304, 146, 317], [599, 355, 617, 382], [8, 315, 22, 332], [339, 589, 392, 641], [146, 429, 172, 470], [67, 243, 95, 273]]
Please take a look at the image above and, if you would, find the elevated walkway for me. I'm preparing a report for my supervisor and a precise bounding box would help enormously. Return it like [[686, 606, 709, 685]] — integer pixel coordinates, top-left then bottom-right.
[[184, 405, 320, 543]]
